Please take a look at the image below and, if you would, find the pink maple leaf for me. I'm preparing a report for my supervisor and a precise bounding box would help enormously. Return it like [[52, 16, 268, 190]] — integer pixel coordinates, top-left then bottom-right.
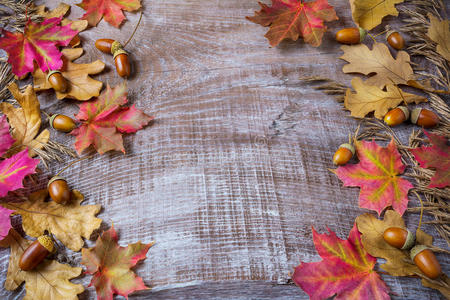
[[0, 17, 79, 77], [293, 224, 390, 300], [77, 0, 141, 28], [0, 206, 13, 241], [0, 115, 14, 157]]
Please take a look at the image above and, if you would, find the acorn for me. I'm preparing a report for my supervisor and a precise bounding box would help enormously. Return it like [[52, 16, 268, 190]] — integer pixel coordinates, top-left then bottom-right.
[[95, 38, 115, 53], [384, 106, 409, 127], [383, 227, 415, 249], [335, 27, 367, 44], [49, 114, 76, 133], [19, 235, 54, 271], [113, 49, 131, 78], [410, 245, 442, 279], [47, 70, 68, 93], [387, 31, 405, 50], [333, 143, 355, 166], [48, 176, 71, 204], [411, 108, 440, 128]]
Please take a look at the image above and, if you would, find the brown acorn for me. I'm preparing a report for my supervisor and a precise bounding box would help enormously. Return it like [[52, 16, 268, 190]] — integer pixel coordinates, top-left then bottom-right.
[[19, 235, 54, 271], [384, 106, 409, 127], [95, 38, 115, 53], [333, 143, 355, 166], [114, 49, 131, 78], [383, 227, 415, 249], [336, 27, 367, 44], [410, 245, 442, 279], [48, 176, 71, 204], [411, 108, 440, 128], [47, 70, 68, 93], [49, 114, 76, 133], [387, 31, 405, 50]]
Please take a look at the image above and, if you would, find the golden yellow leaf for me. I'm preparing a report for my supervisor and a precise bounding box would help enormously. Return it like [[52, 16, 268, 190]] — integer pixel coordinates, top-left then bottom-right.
[[33, 48, 105, 101], [0, 83, 49, 157], [0, 229, 84, 300], [340, 42, 415, 89], [3, 189, 102, 251], [427, 13, 450, 62], [349, 0, 404, 30], [344, 77, 427, 119]]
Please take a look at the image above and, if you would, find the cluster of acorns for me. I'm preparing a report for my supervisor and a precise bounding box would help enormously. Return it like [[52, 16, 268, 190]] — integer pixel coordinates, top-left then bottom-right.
[[384, 227, 442, 279], [335, 27, 404, 50]]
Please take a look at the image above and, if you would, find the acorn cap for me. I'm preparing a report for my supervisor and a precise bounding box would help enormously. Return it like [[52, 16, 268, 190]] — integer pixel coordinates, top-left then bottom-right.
[[339, 143, 355, 155], [47, 176, 66, 188], [37, 235, 54, 253], [401, 230, 415, 250], [46, 70, 61, 81], [411, 108, 422, 124], [110, 40, 123, 55], [397, 106, 410, 120], [358, 27, 367, 43], [49, 114, 59, 129], [113, 49, 128, 59], [410, 244, 428, 261]]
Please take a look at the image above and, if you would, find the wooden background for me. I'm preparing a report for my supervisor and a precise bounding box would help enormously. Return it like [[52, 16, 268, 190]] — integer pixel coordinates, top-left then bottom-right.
[[0, 0, 449, 299]]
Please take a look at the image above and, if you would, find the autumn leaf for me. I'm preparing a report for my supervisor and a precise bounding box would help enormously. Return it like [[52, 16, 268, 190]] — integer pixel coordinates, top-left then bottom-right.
[[0, 207, 13, 240], [71, 83, 153, 154], [0, 229, 84, 300], [0, 17, 79, 77], [81, 225, 154, 300], [427, 13, 450, 62], [410, 131, 449, 188], [344, 77, 427, 119], [0, 115, 14, 156], [333, 139, 413, 216], [293, 224, 390, 300], [349, 0, 404, 31], [2, 189, 102, 251], [33, 48, 105, 101], [77, 0, 141, 27], [0, 150, 39, 198], [340, 42, 415, 89], [246, 0, 338, 47], [0, 83, 49, 157]]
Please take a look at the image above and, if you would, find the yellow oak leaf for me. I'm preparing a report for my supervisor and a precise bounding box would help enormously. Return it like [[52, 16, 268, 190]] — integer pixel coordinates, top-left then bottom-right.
[[349, 0, 404, 30], [0, 229, 84, 300], [340, 42, 415, 89], [2, 189, 102, 251], [0, 83, 49, 157], [33, 48, 105, 101], [344, 77, 427, 119], [427, 13, 450, 62]]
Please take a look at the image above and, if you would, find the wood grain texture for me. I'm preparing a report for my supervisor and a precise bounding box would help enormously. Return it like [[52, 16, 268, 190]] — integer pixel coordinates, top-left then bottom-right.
[[0, 0, 448, 299]]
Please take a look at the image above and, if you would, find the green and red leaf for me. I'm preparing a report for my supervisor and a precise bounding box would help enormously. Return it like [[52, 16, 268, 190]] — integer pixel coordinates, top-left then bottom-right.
[[293, 225, 390, 300], [0, 18, 79, 77], [77, 0, 141, 27], [81, 225, 154, 300], [246, 0, 338, 47], [410, 131, 449, 188], [333, 139, 413, 216]]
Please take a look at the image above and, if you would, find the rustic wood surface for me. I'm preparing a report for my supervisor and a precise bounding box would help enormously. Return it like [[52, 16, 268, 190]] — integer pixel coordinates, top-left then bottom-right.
[[0, 0, 449, 299]]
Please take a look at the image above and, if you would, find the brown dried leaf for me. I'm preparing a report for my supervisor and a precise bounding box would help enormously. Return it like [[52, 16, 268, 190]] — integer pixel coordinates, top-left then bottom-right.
[[0, 83, 49, 157], [2, 189, 102, 251], [33, 48, 105, 101], [0, 229, 84, 300], [344, 77, 427, 119], [349, 0, 404, 30], [340, 42, 415, 89], [427, 13, 450, 62]]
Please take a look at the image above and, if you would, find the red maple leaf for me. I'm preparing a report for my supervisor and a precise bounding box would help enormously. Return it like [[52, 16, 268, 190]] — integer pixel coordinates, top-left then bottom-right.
[[293, 224, 390, 300], [71, 83, 153, 155], [77, 0, 141, 27], [0, 115, 14, 157], [246, 0, 338, 47], [410, 131, 449, 188], [0, 18, 79, 77], [81, 225, 154, 300], [333, 139, 413, 216]]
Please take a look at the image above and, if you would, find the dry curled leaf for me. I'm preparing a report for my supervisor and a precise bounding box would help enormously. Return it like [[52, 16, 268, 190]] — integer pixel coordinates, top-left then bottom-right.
[[427, 13, 450, 62], [2, 189, 102, 251], [0, 229, 84, 300], [344, 77, 427, 119], [0, 83, 49, 157], [349, 0, 404, 30], [33, 48, 105, 101], [340, 42, 415, 89]]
